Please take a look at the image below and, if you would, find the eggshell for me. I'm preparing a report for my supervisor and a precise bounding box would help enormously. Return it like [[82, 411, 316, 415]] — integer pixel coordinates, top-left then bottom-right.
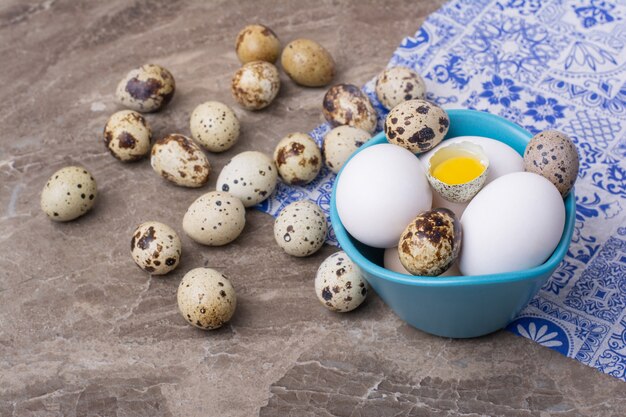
[[235, 24, 281, 64], [524, 130, 579, 197], [103, 110, 151, 161], [322, 84, 377, 133], [189, 101, 240, 152], [273, 133, 322, 185], [217, 151, 277, 207], [323, 126, 371, 174], [375, 67, 426, 110], [384, 247, 462, 277], [315, 251, 369, 312], [231, 61, 280, 110], [150, 134, 211, 188], [420, 136, 524, 218], [459, 172, 565, 276], [274, 200, 327, 257], [385, 99, 449, 153], [281, 39, 335, 87], [177, 268, 237, 330], [183, 191, 245, 246], [115, 64, 175, 113], [41, 166, 97, 222], [130, 221, 181, 275], [336, 143, 432, 248]]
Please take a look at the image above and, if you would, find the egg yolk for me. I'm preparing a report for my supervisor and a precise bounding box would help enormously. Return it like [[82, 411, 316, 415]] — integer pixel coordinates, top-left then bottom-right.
[[432, 156, 485, 185]]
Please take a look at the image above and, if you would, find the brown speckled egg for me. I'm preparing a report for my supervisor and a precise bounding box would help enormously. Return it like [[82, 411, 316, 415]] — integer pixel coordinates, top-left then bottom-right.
[[183, 191, 246, 246], [385, 99, 449, 154], [189, 101, 240, 153], [216, 151, 278, 207], [150, 134, 211, 188], [177, 268, 237, 330], [130, 221, 181, 275], [274, 200, 327, 257], [322, 84, 377, 133], [375, 67, 426, 110], [524, 130, 579, 197], [235, 24, 281, 64], [103, 110, 151, 162], [273, 133, 322, 185], [398, 208, 461, 276], [314, 251, 369, 312], [41, 166, 97, 222], [281, 39, 335, 87], [323, 126, 371, 174], [115, 64, 175, 113], [231, 61, 280, 110]]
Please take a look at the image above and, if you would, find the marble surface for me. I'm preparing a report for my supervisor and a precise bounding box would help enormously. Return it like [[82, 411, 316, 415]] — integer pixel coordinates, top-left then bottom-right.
[[1, 1, 625, 416]]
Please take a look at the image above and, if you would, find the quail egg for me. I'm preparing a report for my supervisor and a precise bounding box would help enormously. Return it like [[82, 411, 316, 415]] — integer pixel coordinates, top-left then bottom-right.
[[315, 251, 369, 312], [274, 200, 327, 257], [231, 61, 280, 110], [385, 99, 449, 154], [190, 101, 240, 153], [235, 24, 281, 64], [323, 126, 371, 174], [524, 130, 579, 197], [150, 134, 211, 188], [322, 84, 377, 133], [183, 191, 245, 246], [398, 208, 461, 276], [41, 166, 97, 222], [115, 64, 175, 113], [130, 221, 182, 275], [103, 110, 151, 161], [177, 267, 237, 330], [375, 66, 426, 110], [273, 133, 322, 185], [281, 38, 335, 87], [217, 151, 278, 207]]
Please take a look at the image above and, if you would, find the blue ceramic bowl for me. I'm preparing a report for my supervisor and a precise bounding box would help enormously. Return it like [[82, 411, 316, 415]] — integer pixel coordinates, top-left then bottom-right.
[[330, 109, 576, 338]]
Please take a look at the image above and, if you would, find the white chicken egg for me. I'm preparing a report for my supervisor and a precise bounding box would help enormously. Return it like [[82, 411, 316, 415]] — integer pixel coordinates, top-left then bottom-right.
[[419, 136, 524, 218], [459, 172, 565, 276], [335, 143, 432, 248]]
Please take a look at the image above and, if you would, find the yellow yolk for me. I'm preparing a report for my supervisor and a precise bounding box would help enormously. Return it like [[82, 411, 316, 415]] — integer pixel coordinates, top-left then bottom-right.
[[432, 156, 485, 185]]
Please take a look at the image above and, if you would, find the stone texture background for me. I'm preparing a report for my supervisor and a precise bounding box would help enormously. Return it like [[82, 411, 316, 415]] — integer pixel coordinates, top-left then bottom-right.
[[1, 1, 625, 416]]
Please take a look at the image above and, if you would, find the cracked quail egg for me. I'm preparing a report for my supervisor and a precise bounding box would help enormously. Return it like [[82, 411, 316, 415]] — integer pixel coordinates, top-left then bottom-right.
[[323, 84, 377, 133], [217, 151, 277, 207], [177, 268, 237, 330], [281, 38, 335, 87], [115, 64, 175, 113], [41, 166, 97, 222], [103, 110, 151, 162], [273, 133, 322, 185], [190, 101, 240, 153], [323, 126, 371, 174], [231, 61, 280, 110], [315, 251, 369, 312], [274, 200, 327, 257], [183, 191, 245, 246], [375, 66, 426, 110], [385, 99, 449, 154], [150, 134, 211, 188], [130, 221, 182, 275], [235, 24, 281, 64]]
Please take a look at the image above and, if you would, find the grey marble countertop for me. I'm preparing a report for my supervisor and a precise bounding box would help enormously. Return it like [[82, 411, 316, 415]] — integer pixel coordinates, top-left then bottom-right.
[[1, 1, 625, 416]]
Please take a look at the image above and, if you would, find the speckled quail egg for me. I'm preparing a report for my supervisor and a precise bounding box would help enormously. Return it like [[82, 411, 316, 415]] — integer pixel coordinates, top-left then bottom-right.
[[150, 134, 211, 188], [231, 61, 280, 110], [375, 66, 426, 110], [189, 101, 240, 153], [130, 221, 181, 275], [177, 268, 237, 330], [217, 151, 278, 207], [315, 251, 369, 312], [323, 84, 377, 133], [274, 200, 327, 257], [183, 191, 245, 246], [273, 133, 322, 185], [235, 24, 281, 64], [41, 166, 97, 222], [323, 126, 371, 174], [281, 38, 335, 87], [103, 110, 151, 161], [115, 64, 175, 113], [385, 99, 449, 154], [398, 208, 461, 276], [524, 130, 579, 197]]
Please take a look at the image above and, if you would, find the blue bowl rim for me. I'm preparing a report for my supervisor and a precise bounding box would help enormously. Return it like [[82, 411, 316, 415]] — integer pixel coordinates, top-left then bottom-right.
[[330, 109, 576, 287]]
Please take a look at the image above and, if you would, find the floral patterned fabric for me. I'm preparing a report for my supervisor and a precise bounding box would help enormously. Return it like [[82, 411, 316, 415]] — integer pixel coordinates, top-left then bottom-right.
[[258, 0, 626, 381]]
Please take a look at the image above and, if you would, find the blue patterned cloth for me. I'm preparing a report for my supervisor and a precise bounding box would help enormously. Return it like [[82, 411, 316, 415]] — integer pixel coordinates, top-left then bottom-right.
[[258, 0, 626, 381]]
